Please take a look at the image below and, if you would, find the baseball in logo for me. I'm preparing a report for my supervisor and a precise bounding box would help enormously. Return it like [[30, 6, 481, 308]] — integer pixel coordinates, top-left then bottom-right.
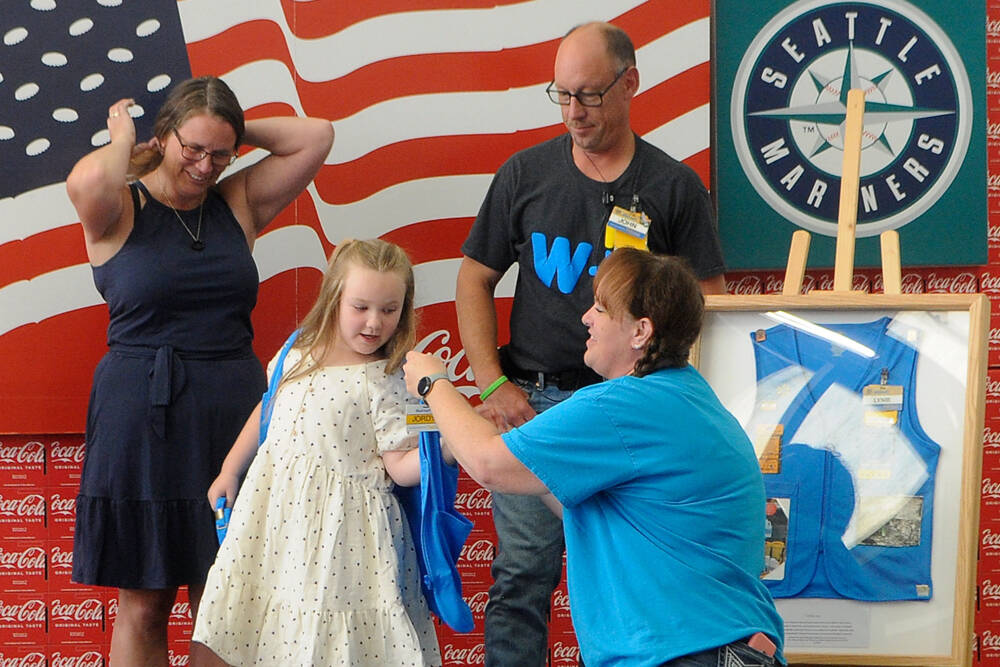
[[730, 0, 972, 237]]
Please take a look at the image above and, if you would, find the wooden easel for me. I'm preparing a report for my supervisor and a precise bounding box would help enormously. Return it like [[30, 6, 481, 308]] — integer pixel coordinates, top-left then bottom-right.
[[781, 89, 903, 296]]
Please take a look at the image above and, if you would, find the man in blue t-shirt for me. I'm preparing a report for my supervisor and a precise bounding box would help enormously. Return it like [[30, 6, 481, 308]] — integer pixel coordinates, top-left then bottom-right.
[[456, 21, 726, 665]]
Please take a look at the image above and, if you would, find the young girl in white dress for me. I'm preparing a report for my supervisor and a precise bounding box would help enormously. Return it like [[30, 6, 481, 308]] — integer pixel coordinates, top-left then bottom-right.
[[192, 239, 441, 665]]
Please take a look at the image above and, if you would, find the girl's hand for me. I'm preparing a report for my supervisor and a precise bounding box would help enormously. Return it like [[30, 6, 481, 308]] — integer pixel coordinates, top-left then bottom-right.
[[207, 472, 239, 509], [403, 351, 447, 397]]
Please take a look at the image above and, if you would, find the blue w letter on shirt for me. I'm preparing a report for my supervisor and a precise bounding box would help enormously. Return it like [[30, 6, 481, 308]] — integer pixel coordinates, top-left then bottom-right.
[[531, 233, 592, 294]]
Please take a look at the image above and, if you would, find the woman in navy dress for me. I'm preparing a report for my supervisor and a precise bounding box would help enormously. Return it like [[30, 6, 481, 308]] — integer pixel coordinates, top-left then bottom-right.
[[66, 76, 333, 665]]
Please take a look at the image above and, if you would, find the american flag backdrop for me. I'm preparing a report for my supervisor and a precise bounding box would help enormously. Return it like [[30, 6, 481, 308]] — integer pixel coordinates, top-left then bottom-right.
[[0, 0, 712, 433]]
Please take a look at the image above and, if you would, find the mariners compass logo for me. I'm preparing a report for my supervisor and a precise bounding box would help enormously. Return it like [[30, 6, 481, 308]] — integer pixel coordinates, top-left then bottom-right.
[[730, 0, 972, 237]]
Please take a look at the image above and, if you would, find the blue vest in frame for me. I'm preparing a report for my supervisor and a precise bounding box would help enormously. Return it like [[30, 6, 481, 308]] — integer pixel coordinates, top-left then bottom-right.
[[749, 317, 939, 601]]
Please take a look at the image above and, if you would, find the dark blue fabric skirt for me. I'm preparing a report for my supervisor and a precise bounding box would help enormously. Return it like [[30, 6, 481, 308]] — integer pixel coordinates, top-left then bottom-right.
[[73, 347, 265, 589]]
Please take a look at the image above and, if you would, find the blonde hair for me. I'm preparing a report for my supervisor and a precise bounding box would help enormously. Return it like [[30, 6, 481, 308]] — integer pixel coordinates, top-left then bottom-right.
[[277, 239, 417, 390]]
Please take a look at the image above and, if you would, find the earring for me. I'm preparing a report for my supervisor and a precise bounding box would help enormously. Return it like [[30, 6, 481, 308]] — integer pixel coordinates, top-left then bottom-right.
[[632, 344, 642, 350]]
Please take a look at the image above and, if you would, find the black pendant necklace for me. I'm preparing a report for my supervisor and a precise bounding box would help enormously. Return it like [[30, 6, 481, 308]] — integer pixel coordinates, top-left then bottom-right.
[[158, 173, 205, 251]]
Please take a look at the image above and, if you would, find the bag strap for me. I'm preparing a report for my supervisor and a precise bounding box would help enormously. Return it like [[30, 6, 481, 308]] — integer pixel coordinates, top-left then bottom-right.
[[259, 329, 300, 446]]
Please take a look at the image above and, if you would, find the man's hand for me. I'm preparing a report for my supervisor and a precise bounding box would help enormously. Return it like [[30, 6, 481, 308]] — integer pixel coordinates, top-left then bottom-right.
[[482, 380, 535, 431]]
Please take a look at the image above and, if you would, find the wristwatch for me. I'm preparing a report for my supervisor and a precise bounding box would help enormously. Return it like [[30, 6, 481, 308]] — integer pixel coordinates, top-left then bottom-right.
[[417, 372, 450, 398]]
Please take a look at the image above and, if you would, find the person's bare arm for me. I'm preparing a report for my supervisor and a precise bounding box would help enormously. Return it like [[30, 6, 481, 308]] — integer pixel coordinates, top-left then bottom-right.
[[403, 352, 548, 494], [455, 256, 535, 429], [699, 273, 727, 295], [220, 116, 334, 240]]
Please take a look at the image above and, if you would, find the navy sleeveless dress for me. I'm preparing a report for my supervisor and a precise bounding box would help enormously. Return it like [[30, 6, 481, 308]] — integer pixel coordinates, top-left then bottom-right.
[[73, 181, 266, 589]]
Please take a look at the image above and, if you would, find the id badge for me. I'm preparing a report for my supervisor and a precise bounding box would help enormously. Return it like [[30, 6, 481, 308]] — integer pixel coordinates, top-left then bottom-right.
[[406, 402, 437, 432], [605, 206, 650, 250]]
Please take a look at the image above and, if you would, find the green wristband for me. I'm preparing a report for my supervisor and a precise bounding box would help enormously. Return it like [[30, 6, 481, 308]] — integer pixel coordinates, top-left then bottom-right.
[[478, 375, 509, 401]]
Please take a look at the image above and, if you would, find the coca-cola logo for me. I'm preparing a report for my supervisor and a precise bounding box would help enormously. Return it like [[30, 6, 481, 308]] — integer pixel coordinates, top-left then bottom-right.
[[0, 546, 45, 571], [454, 487, 491, 512], [984, 425, 1000, 449], [49, 493, 76, 517], [0, 494, 45, 518], [900, 273, 923, 294], [812, 274, 835, 292], [989, 70, 1000, 90], [981, 271, 1000, 294], [0, 441, 45, 466], [50, 598, 103, 622], [107, 598, 118, 618], [982, 628, 1000, 651], [983, 527, 1000, 550], [414, 330, 474, 385], [983, 478, 1000, 499], [852, 273, 870, 292], [0, 599, 46, 623], [0, 653, 46, 667], [168, 650, 189, 666], [989, 18, 1000, 37], [50, 545, 73, 571], [49, 441, 85, 465], [982, 578, 1000, 601], [170, 601, 190, 621], [551, 641, 581, 665], [990, 172, 1000, 192], [552, 588, 570, 612], [764, 274, 786, 294], [726, 275, 762, 295], [465, 590, 489, 615], [461, 538, 495, 563], [443, 642, 485, 665], [49, 652, 103, 667], [924, 271, 977, 294], [986, 377, 1000, 399]]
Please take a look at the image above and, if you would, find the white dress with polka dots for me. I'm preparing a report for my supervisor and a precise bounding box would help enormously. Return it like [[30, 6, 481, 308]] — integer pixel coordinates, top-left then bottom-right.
[[193, 352, 441, 665]]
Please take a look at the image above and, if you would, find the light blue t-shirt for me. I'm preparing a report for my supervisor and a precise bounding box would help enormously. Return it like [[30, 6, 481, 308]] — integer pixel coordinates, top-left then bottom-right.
[[502, 365, 784, 666]]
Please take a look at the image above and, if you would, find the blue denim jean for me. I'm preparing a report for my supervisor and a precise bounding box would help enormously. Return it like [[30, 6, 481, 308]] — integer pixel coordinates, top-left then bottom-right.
[[485, 378, 574, 667], [659, 640, 779, 667]]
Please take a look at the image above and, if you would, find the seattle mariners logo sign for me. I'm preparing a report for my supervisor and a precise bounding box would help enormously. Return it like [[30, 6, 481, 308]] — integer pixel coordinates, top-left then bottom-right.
[[730, 0, 973, 238]]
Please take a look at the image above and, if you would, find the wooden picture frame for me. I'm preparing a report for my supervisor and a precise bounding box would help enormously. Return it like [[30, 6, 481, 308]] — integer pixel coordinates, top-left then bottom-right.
[[694, 293, 989, 666]]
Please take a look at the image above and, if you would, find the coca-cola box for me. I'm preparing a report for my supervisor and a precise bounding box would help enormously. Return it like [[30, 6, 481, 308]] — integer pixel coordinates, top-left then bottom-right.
[[167, 587, 192, 640], [166, 646, 190, 666], [549, 632, 583, 667], [0, 438, 46, 489], [48, 491, 77, 541], [922, 269, 980, 295], [454, 476, 494, 538], [47, 592, 104, 645], [0, 543, 46, 594], [0, 490, 46, 542], [0, 647, 48, 666], [457, 536, 495, 587], [47, 540, 75, 593], [458, 582, 490, 631], [725, 272, 764, 296], [978, 619, 1000, 665], [0, 595, 47, 647], [440, 631, 485, 666], [47, 437, 86, 490], [983, 524, 1000, 573], [46, 646, 106, 667]]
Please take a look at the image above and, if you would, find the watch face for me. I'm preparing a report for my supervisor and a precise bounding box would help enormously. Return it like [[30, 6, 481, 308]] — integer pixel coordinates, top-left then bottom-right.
[[418, 376, 432, 397]]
